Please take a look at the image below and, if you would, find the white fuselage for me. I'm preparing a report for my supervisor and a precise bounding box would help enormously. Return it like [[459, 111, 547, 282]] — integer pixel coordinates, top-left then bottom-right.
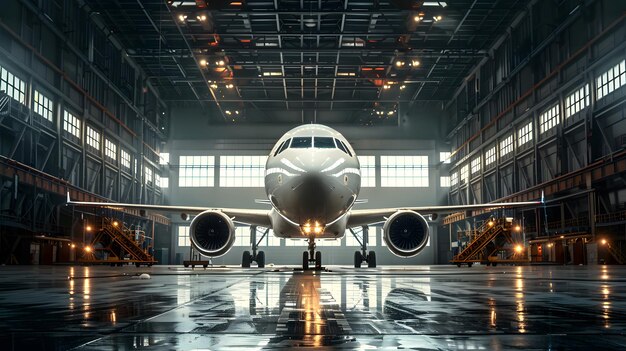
[[264, 124, 360, 239]]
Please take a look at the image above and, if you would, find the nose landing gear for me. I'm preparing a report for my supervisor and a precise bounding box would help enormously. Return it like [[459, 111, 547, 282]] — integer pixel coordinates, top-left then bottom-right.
[[302, 236, 322, 270]]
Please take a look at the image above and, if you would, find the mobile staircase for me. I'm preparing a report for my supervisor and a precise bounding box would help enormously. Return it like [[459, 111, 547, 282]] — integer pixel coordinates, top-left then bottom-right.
[[80, 218, 156, 267], [451, 217, 526, 267]]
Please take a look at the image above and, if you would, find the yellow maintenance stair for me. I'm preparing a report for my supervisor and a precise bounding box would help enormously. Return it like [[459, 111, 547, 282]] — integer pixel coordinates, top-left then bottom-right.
[[80, 218, 156, 267], [451, 217, 526, 267]]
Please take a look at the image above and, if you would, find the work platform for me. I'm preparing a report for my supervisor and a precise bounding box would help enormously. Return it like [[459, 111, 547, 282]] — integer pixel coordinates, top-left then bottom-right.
[[451, 217, 528, 267]]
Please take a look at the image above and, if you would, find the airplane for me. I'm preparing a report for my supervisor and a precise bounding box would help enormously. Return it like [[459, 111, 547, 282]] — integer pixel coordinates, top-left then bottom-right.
[[67, 124, 541, 269]]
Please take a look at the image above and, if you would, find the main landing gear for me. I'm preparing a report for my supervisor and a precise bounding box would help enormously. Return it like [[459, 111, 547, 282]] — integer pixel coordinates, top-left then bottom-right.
[[302, 236, 322, 270], [351, 226, 376, 268], [242, 226, 269, 268]]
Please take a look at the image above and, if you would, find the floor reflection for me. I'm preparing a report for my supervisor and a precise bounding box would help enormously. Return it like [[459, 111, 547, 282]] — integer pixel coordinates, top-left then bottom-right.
[[3, 266, 626, 350]]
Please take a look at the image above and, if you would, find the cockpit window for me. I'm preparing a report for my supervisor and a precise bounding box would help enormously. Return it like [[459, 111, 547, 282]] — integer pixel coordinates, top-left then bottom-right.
[[290, 137, 312, 148], [314, 137, 335, 148], [335, 139, 352, 156], [276, 139, 290, 155], [274, 140, 286, 156]]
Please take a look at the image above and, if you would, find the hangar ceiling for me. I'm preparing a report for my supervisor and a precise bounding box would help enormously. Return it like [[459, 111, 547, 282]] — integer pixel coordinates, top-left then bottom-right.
[[83, 0, 528, 124]]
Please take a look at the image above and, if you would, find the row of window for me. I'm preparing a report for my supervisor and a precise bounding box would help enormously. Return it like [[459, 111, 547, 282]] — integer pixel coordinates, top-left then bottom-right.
[[273, 137, 353, 156], [171, 154, 430, 188], [449, 59, 626, 183], [177, 226, 430, 248], [450, 60, 626, 185]]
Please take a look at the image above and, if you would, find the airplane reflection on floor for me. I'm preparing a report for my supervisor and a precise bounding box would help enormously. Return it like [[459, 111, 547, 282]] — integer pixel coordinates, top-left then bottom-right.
[[1, 266, 626, 350]]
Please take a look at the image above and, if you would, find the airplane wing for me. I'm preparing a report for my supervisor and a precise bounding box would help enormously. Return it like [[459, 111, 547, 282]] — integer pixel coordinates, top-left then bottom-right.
[[66, 193, 272, 227], [346, 200, 541, 228]]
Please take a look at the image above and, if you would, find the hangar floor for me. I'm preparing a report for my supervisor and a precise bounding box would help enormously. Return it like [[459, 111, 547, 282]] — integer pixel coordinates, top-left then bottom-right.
[[0, 265, 624, 350]]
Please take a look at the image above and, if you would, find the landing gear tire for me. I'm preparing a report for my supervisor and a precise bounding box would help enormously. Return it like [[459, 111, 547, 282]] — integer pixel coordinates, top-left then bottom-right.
[[242, 251, 252, 268], [367, 251, 377, 268], [354, 251, 362, 268], [315, 251, 322, 269], [257, 251, 266, 268], [302, 251, 309, 270]]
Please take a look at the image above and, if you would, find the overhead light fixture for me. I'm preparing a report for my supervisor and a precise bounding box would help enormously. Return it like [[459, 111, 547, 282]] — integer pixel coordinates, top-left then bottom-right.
[[199, 59, 208, 66], [230, 1, 242, 5], [411, 59, 421, 67], [400, 85, 406, 90], [387, 111, 394, 115], [225, 83, 234, 89], [423, 1, 447, 7], [433, 15, 443, 22], [395, 61, 404, 67], [196, 15, 206, 22], [178, 14, 187, 22], [210, 84, 218, 89], [225, 110, 232, 115], [235, 110, 239, 114], [414, 15, 423, 22], [337, 72, 356, 76], [383, 84, 391, 89], [215, 60, 225, 66], [263, 72, 282, 76]]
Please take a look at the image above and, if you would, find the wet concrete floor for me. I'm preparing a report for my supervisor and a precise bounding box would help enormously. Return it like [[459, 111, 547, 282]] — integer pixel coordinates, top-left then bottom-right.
[[0, 264, 625, 350]]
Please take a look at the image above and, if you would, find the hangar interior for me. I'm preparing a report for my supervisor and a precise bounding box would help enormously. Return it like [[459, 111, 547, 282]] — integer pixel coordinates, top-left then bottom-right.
[[1, 0, 626, 349], [0, 0, 625, 267]]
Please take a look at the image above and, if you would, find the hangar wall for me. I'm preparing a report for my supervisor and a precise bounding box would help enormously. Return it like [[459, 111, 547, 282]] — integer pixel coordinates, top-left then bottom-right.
[[441, 0, 626, 263], [163, 105, 449, 265]]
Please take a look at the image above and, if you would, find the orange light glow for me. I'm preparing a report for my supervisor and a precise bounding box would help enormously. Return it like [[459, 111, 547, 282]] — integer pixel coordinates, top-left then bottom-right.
[[84, 246, 92, 253], [85, 226, 92, 232], [113, 221, 119, 227], [601, 239, 607, 245], [514, 245, 523, 253]]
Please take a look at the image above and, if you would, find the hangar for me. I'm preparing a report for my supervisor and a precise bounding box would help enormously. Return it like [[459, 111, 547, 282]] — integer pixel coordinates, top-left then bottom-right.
[[1, 0, 625, 349]]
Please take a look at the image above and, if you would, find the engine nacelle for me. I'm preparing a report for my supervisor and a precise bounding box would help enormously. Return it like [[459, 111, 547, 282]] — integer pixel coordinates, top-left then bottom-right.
[[383, 210, 430, 257], [189, 210, 236, 257]]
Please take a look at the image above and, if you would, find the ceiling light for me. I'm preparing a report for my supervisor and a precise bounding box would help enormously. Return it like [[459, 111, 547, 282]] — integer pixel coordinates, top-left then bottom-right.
[[387, 111, 394, 115], [413, 15, 423, 22], [178, 14, 187, 22], [210, 84, 218, 89], [383, 84, 391, 89], [196, 15, 206, 21], [400, 85, 406, 90], [225, 83, 234, 89], [433, 15, 443, 22], [395, 61, 404, 67], [225, 110, 232, 115], [423, 1, 447, 7], [216, 60, 225, 66], [199, 59, 207, 66], [235, 110, 239, 114], [263, 72, 282, 76], [411, 59, 421, 67]]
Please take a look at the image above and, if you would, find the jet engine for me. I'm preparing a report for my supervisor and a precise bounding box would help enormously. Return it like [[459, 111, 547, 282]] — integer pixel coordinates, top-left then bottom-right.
[[189, 210, 236, 257], [383, 210, 429, 257]]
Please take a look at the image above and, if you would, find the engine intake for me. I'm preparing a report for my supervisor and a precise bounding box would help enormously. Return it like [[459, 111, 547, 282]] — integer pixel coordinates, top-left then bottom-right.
[[383, 210, 429, 257], [190, 210, 236, 257]]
